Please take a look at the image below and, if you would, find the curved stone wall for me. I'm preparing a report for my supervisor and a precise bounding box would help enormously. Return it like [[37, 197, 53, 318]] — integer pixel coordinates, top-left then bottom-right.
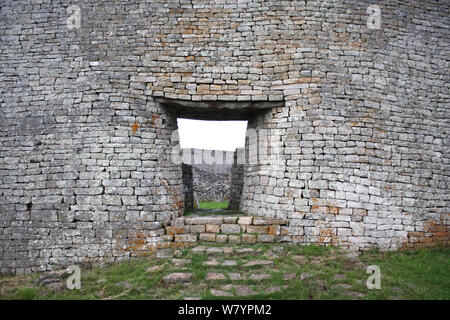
[[0, 0, 448, 274]]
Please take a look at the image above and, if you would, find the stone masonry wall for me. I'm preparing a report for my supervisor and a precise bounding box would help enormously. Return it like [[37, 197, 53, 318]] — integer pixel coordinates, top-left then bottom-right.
[[181, 148, 234, 203], [0, 0, 448, 274], [192, 166, 231, 202], [182, 164, 194, 209], [238, 0, 450, 252], [228, 148, 246, 210]]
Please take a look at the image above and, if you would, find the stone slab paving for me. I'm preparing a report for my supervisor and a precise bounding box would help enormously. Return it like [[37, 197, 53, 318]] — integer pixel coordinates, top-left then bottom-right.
[[235, 285, 258, 296], [249, 273, 271, 281], [210, 289, 233, 297], [162, 273, 192, 284], [243, 259, 274, 267], [157, 249, 174, 259], [203, 259, 220, 267], [191, 246, 206, 254], [266, 286, 282, 294], [223, 247, 234, 254], [227, 273, 242, 280], [221, 260, 237, 266], [146, 265, 165, 273], [236, 248, 258, 255], [206, 247, 223, 255], [172, 259, 191, 267], [160, 243, 371, 300], [206, 272, 226, 280]]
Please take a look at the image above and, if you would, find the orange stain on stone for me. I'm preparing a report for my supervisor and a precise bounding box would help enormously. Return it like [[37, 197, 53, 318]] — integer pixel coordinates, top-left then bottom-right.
[[131, 122, 140, 133]]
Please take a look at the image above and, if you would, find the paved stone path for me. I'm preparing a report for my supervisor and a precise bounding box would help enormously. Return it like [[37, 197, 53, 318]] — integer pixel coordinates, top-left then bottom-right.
[[156, 242, 368, 299]]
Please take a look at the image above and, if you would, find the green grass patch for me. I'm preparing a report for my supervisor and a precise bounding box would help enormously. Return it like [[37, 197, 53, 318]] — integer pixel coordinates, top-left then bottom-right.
[[199, 201, 229, 209], [0, 244, 448, 300], [359, 247, 450, 300]]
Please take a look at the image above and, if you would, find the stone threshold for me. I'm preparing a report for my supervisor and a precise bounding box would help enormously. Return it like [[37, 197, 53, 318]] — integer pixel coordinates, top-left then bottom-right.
[[162, 215, 288, 244]]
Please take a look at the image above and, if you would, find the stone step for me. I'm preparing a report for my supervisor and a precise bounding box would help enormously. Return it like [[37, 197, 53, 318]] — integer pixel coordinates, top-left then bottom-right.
[[202, 259, 238, 267], [190, 245, 262, 255], [204, 272, 286, 282], [166, 215, 289, 246]]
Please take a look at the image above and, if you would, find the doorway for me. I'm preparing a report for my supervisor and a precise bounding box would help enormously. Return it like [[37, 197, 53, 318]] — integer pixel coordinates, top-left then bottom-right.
[[178, 118, 247, 214], [155, 97, 284, 216]]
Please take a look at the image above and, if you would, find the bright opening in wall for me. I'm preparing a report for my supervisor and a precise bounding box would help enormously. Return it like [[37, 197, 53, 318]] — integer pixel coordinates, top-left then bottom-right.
[[177, 118, 247, 151]]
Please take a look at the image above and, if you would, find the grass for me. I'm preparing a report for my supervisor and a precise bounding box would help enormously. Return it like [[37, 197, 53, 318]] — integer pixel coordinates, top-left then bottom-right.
[[0, 244, 448, 300], [358, 247, 450, 300], [184, 202, 244, 216], [198, 201, 229, 209]]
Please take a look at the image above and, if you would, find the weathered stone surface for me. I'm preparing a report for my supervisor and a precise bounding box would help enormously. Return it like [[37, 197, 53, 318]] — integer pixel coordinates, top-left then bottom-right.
[[205, 247, 223, 255], [236, 248, 256, 255], [172, 259, 190, 267], [222, 247, 234, 254], [199, 233, 216, 242], [146, 265, 164, 273], [210, 289, 233, 297], [162, 273, 192, 284], [174, 234, 198, 243], [191, 246, 206, 254], [235, 285, 258, 296], [266, 286, 281, 293], [183, 163, 232, 204], [188, 225, 206, 233], [223, 217, 239, 224], [216, 235, 228, 243], [228, 235, 242, 244], [221, 260, 237, 266], [205, 224, 220, 233], [206, 272, 226, 280], [185, 217, 223, 225], [243, 260, 274, 267], [203, 259, 219, 267], [257, 235, 275, 243], [253, 219, 288, 226], [220, 224, 241, 234], [227, 273, 242, 280], [246, 226, 269, 235], [242, 234, 257, 244], [165, 226, 187, 235], [157, 249, 174, 259], [272, 246, 286, 254], [249, 273, 271, 281], [238, 217, 253, 225]]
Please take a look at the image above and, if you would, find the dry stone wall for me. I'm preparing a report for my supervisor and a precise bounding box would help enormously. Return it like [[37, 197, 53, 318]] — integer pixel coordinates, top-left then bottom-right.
[[192, 166, 231, 202], [181, 149, 234, 203], [0, 0, 449, 274]]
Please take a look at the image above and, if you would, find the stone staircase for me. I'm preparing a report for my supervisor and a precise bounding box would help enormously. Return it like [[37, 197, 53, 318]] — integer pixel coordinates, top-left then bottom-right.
[[163, 212, 289, 245]]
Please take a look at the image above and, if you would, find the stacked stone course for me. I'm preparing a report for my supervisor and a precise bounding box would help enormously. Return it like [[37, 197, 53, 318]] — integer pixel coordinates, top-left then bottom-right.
[[164, 215, 288, 245]]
